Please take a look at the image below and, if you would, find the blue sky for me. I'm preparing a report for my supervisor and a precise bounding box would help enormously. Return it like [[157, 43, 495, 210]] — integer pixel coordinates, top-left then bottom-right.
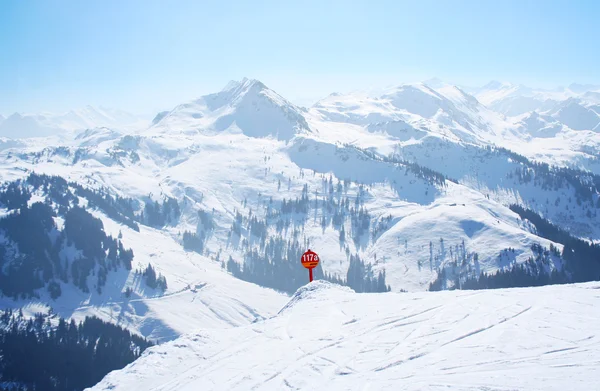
[[1, 0, 598, 114]]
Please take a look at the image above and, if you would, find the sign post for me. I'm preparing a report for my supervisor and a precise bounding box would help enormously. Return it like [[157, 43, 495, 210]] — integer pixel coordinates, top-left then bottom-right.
[[301, 249, 320, 283]]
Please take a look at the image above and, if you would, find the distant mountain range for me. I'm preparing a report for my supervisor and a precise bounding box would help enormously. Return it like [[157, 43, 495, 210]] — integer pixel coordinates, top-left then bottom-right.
[[0, 105, 149, 138]]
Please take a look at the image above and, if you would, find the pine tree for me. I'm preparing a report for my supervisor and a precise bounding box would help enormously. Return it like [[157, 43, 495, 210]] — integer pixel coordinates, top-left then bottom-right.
[[144, 263, 157, 289]]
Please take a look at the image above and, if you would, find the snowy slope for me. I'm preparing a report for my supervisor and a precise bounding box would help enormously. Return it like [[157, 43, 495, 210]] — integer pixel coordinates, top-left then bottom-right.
[[0, 207, 288, 343], [74, 127, 124, 147], [89, 280, 600, 391], [286, 137, 570, 289], [0, 123, 571, 294], [387, 136, 600, 237]]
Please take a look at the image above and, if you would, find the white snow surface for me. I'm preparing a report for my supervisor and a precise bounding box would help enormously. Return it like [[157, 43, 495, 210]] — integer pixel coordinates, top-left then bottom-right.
[[89, 280, 600, 391]]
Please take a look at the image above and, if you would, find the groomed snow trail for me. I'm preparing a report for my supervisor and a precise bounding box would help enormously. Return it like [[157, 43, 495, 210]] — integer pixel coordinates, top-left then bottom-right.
[[89, 281, 600, 391]]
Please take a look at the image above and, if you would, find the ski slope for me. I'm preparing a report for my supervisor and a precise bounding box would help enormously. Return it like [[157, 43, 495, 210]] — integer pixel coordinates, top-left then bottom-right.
[[89, 280, 600, 391]]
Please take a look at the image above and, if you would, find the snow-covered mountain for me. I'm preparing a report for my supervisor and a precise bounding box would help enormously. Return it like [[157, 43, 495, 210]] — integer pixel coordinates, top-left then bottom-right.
[[513, 111, 563, 138], [546, 98, 600, 131], [307, 79, 600, 176], [89, 280, 600, 391], [0, 77, 599, 390], [310, 78, 595, 146], [0, 106, 148, 139], [150, 78, 311, 140], [449, 80, 600, 170], [309, 81, 527, 148]]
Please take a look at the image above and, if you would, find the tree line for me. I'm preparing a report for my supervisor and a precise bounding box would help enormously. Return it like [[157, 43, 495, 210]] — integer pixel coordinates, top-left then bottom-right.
[[430, 243, 568, 291], [482, 145, 600, 204], [510, 204, 600, 282], [0, 309, 152, 391]]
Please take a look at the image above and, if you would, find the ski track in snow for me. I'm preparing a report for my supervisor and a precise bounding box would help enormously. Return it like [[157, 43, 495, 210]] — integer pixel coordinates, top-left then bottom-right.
[[88, 281, 600, 391]]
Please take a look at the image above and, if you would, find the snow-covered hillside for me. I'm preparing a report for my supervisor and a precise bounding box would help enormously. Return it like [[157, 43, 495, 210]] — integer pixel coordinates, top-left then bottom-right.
[[89, 280, 600, 391], [0, 126, 575, 297], [0, 214, 288, 343]]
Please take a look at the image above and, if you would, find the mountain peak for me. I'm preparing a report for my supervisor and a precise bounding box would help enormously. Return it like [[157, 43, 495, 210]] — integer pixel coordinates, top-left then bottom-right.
[[240, 77, 262, 86], [240, 78, 269, 94], [222, 79, 242, 92], [153, 77, 309, 140], [222, 78, 266, 93]]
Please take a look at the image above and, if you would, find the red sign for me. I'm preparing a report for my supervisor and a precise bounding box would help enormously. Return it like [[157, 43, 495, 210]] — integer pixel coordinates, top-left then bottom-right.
[[301, 249, 319, 282], [301, 249, 320, 269]]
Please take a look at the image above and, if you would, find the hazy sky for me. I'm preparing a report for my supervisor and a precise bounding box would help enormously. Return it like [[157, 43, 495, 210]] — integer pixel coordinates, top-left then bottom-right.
[[1, 0, 598, 115]]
